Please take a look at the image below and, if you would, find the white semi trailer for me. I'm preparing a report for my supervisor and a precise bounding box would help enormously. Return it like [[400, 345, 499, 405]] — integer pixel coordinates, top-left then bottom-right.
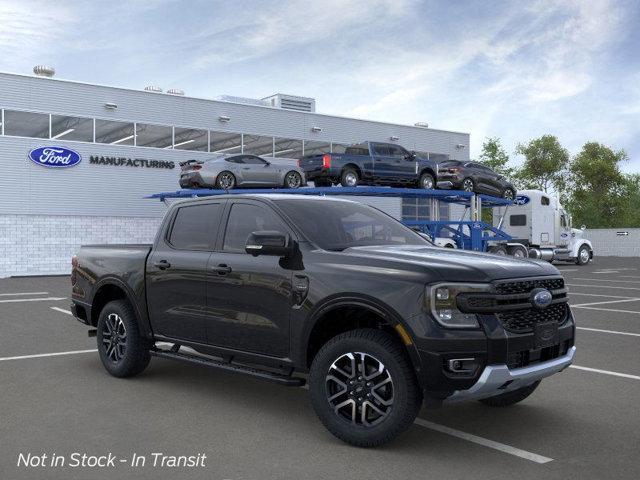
[[492, 189, 593, 265]]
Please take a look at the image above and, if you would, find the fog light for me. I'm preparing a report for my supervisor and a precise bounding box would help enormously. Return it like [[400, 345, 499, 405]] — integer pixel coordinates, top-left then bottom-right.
[[436, 287, 450, 300], [438, 309, 452, 321], [447, 357, 478, 374]]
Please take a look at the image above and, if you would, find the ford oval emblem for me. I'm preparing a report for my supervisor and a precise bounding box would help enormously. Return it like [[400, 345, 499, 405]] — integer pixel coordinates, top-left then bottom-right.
[[514, 195, 530, 205], [531, 288, 553, 309], [28, 146, 82, 168]]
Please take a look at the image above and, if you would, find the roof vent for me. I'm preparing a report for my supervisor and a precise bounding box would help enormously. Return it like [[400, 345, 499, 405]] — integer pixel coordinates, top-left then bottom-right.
[[167, 88, 185, 96], [262, 93, 316, 112], [144, 85, 163, 93], [33, 65, 55, 78]]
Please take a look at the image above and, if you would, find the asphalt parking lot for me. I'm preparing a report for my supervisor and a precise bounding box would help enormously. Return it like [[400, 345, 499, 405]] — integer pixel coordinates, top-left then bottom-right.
[[1, 257, 640, 480]]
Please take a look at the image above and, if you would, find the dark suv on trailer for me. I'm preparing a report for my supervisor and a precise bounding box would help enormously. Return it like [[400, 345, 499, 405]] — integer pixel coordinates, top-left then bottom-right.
[[437, 160, 516, 199], [70, 195, 575, 447]]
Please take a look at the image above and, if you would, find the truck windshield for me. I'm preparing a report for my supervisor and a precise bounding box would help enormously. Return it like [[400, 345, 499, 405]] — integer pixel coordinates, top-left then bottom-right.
[[273, 199, 431, 251]]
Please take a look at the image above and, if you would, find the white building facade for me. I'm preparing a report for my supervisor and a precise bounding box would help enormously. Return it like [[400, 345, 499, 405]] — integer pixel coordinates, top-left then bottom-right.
[[0, 71, 470, 276]]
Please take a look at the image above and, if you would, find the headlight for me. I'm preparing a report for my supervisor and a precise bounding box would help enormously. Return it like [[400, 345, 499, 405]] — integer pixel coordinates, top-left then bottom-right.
[[427, 283, 492, 329]]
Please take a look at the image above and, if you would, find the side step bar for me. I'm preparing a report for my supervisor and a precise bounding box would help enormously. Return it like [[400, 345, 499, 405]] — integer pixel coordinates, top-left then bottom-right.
[[150, 348, 305, 387]]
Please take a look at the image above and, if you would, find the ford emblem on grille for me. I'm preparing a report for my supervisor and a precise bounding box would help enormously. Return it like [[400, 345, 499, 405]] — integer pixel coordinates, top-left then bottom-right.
[[531, 288, 553, 309]]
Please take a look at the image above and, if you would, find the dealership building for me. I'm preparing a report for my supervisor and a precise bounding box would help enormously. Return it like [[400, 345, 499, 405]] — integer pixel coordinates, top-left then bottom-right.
[[0, 68, 470, 277]]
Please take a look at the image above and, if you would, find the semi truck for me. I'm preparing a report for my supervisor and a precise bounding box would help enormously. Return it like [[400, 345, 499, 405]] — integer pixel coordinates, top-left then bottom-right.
[[492, 190, 593, 265]]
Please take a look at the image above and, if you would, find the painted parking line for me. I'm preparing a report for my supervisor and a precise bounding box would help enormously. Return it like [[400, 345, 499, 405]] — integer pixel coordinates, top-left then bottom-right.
[[556, 268, 579, 272], [571, 305, 640, 315], [413, 418, 553, 464], [568, 292, 638, 299], [577, 327, 640, 337], [51, 306, 72, 315], [572, 278, 640, 284], [0, 349, 97, 362], [0, 291, 49, 297], [566, 284, 640, 291], [0, 297, 66, 304], [570, 365, 640, 381], [571, 298, 640, 307]]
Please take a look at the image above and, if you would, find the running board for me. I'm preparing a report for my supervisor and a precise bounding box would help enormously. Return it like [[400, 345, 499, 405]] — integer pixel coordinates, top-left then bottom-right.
[[149, 348, 305, 387]]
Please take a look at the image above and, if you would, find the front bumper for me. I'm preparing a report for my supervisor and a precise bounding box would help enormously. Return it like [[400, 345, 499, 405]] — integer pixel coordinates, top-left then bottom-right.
[[445, 346, 576, 402]]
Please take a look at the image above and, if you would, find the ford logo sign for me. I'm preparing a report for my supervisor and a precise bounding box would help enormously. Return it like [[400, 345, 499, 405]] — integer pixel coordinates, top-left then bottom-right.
[[28, 146, 82, 168], [514, 195, 530, 205], [531, 288, 553, 309]]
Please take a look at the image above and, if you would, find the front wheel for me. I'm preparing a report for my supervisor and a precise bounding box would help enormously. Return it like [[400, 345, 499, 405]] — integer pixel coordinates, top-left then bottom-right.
[[309, 329, 422, 447], [462, 178, 475, 192], [97, 300, 151, 378], [576, 245, 591, 265], [502, 188, 516, 200], [479, 381, 540, 407], [284, 171, 303, 189]]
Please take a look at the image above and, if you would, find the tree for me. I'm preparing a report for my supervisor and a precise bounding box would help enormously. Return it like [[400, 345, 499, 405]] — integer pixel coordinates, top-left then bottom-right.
[[479, 137, 514, 178], [515, 135, 569, 193], [566, 142, 628, 228]]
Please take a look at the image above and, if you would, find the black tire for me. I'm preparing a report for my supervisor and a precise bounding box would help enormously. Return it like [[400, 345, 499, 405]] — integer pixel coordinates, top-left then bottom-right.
[[97, 300, 151, 378], [314, 178, 332, 187], [488, 245, 508, 256], [502, 187, 516, 200], [461, 178, 475, 192], [418, 172, 435, 189], [575, 245, 591, 265], [479, 381, 540, 407], [284, 171, 303, 189], [309, 328, 423, 447], [340, 168, 359, 187], [215, 171, 236, 190]]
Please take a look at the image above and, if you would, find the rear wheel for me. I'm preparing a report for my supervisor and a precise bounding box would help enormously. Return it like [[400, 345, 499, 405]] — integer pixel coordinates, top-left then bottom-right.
[[488, 245, 508, 256], [502, 188, 515, 200], [97, 300, 151, 378], [215, 171, 236, 190], [419, 172, 435, 189], [309, 329, 422, 447], [479, 381, 540, 407], [284, 171, 303, 189], [507, 244, 528, 259], [462, 178, 475, 192], [340, 168, 359, 187]]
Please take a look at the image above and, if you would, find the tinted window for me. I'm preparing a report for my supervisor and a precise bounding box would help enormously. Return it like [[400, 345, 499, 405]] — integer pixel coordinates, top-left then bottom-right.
[[372, 144, 390, 156], [4, 110, 50, 138], [169, 203, 222, 250], [225, 156, 245, 164], [387, 145, 407, 157], [274, 199, 430, 251], [223, 203, 287, 253], [510, 214, 527, 226], [541, 196, 550, 205], [242, 155, 268, 165]]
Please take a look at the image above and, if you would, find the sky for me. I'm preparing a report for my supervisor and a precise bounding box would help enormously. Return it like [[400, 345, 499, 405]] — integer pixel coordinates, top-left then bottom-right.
[[1, 0, 639, 170]]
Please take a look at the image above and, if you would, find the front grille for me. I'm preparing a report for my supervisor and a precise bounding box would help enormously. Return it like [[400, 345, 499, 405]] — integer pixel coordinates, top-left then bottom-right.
[[495, 278, 564, 295], [496, 302, 568, 333]]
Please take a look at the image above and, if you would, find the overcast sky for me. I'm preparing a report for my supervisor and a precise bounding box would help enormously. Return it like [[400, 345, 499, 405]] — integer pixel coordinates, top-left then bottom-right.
[[1, 0, 638, 169]]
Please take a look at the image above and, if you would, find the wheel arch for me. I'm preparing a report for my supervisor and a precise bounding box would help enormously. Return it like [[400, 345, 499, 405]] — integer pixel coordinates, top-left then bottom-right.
[[303, 295, 422, 374], [571, 239, 593, 258], [342, 163, 362, 178], [419, 167, 436, 179], [90, 277, 151, 338]]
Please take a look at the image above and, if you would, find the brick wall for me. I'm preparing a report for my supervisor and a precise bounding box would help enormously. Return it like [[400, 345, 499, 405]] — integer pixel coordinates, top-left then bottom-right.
[[0, 215, 162, 277]]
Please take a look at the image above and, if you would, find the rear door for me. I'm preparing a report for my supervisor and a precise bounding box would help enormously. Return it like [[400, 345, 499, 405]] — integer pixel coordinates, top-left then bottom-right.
[[205, 200, 294, 357], [146, 201, 224, 342]]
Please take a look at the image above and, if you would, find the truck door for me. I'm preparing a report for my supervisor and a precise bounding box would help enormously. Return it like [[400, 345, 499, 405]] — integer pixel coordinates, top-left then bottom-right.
[[387, 144, 417, 183], [205, 200, 293, 357], [370, 143, 393, 181], [146, 201, 224, 342]]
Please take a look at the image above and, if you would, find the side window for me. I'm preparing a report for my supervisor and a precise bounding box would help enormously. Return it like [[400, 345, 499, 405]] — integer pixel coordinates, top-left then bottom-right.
[[387, 145, 404, 157], [541, 196, 550, 206], [372, 144, 390, 156], [169, 203, 222, 250], [243, 155, 267, 165], [560, 215, 567, 227], [510, 214, 527, 226], [226, 156, 244, 164], [223, 203, 287, 253]]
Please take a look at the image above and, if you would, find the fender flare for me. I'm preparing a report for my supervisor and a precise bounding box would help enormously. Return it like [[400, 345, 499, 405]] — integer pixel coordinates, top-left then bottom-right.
[[301, 294, 423, 373], [90, 276, 153, 338], [571, 239, 593, 258]]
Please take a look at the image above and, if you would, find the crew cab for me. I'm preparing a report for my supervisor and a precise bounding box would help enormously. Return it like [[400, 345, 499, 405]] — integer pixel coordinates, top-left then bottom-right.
[[298, 142, 439, 189], [71, 194, 576, 447]]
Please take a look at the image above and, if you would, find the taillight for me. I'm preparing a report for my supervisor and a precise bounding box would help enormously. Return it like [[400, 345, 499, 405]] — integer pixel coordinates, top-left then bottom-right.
[[192, 164, 202, 170], [322, 154, 331, 169], [71, 255, 78, 285], [297, 159, 301, 167]]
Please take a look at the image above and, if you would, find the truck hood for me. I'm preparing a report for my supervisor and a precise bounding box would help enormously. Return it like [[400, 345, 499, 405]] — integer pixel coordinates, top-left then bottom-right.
[[342, 245, 560, 282]]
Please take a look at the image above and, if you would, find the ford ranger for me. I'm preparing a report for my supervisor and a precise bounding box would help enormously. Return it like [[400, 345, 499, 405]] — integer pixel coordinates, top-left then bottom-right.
[[298, 142, 439, 189], [70, 194, 575, 447]]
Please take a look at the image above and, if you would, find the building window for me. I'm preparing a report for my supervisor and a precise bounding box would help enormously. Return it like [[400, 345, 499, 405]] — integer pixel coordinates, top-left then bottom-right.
[[95, 119, 135, 145], [273, 137, 303, 158], [50, 114, 94, 142], [303, 140, 331, 156], [3, 110, 50, 139], [210, 131, 242, 154], [243, 134, 274, 156], [135, 123, 173, 148], [173, 127, 208, 151]]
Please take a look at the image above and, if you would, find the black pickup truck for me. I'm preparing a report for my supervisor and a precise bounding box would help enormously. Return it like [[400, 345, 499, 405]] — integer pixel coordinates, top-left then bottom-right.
[[298, 141, 439, 189], [71, 194, 575, 447]]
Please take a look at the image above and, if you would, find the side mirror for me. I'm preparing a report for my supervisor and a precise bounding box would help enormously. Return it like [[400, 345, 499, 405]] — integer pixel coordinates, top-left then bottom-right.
[[581, 225, 586, 230], [245, 231, 293, 257]]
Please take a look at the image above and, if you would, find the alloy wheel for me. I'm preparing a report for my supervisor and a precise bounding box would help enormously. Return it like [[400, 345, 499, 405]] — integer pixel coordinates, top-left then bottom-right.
[[345, 172, 358, 187], [580, 248, 590, 263], [219, 173, 235, 189], [462, 179, 474, 192], [286, 172, 301, 188], [325, 352, 394, 427], [503, 189, 515, 200], [421, 176, 434, 189], [102, 313, 127, 362]]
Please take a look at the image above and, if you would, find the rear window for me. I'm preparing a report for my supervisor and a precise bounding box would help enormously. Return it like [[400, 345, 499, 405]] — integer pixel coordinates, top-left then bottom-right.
[[510, 214, 527, 226], [168, 203, 222, 250]]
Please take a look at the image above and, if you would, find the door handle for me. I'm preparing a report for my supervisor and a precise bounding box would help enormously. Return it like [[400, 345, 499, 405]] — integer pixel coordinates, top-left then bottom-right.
[[213, 264, 232, 275], [242, 167, 250, 170], [154, 260, 171, 270]]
